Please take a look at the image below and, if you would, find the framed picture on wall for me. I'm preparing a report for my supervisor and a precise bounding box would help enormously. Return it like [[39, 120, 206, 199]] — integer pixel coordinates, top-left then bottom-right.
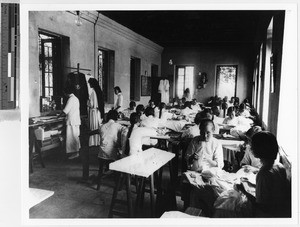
[[141, 75, 151, 96], [215, 65, 238, 99]]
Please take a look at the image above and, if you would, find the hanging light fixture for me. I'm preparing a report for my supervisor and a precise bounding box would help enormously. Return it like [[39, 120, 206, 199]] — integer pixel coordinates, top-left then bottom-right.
[[75, 11, 82, 26]]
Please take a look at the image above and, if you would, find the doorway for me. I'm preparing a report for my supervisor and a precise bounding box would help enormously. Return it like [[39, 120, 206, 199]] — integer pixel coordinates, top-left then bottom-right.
[[130, 57, 141, 101]]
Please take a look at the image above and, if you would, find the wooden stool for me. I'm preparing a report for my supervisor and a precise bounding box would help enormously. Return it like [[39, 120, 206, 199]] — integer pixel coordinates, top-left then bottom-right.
[[96, 158, 114, 191]]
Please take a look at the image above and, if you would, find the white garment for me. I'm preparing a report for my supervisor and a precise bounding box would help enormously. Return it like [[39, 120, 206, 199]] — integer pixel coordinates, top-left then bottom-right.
[[98, 119, 126, 160], [65, 125, 81, 154], [140, 115, 164, 129], [159, 79, 170, 104], [114, 92, 123, 111], [88, 89, 102, 146], [129, 126, 158, 155], [63, 94, 81, 126], [63, 94, 81, 154]]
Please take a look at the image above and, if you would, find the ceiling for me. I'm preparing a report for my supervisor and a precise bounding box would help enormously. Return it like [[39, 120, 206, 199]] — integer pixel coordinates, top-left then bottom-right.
[[99, 10, 280, 47]]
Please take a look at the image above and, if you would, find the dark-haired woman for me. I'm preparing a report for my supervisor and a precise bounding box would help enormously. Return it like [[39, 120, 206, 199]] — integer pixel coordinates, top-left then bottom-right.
[[236, 131, 290, 217], [88, 78, 104, 146], [113, 86, 123, 112]]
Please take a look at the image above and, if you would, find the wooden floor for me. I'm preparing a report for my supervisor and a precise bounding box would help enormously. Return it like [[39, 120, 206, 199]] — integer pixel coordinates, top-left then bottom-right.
[[29, 147, 184, 218]]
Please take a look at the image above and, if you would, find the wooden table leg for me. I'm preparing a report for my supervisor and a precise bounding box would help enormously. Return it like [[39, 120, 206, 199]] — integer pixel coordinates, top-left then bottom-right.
[[125, 174, 133, 217], [108, 172, 122, 218], [149, 173, 155, 217], [135, 177, 144, 214]]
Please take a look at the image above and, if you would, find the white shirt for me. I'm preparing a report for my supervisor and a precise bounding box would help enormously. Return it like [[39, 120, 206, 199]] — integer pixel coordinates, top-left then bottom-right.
[[129, 126, 157, 155], [186, 136, 224, 171], [140, 115, 163, 129], [98, 119, 126, 160], [114, 92, 123, 111], [63, 94, 81, 126]]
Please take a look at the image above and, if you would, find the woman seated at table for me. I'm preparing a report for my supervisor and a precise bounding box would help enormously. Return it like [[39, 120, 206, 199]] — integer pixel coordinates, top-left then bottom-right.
[[140, 106, 163, 128], [191, 99, 202, 112], [185, 119, 224, 216], [136, 104, 146, 121], [186, 119, 224, 172], [181, 110, 219, 138], [98, 110, 127, 161], [128, 113, 158, 155], [155, 102, 173, 120], [236, 131, 291, 217], [223, 107, 238, 127], [181, 101, 194, 118], [122, 101, 136, 119], [239, 126, 263, 171], [237, 103, 250, 118]]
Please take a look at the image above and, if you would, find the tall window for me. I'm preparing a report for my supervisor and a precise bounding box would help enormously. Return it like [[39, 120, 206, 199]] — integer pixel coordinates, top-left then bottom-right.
[[39, 32, 62, 100], [215, 65, 238, 99], [262, 18, 273, 127], [176, 66, 194, 98], [98, 48, 115, 103]]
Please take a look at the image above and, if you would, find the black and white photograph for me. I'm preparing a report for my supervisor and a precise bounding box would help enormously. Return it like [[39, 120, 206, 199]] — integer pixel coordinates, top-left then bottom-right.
[[0, 0, 299, 226]]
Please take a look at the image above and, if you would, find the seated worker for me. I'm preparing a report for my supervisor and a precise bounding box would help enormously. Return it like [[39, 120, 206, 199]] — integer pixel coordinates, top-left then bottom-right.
[[237, 103, 250, 118], [191, 98, 202, 112], [236, 131, 291, 217], [223, 106, 238, 127], [181, 101, 194, 118], [140, 106, 163, 128], [211, 106, 224, 125], [98, 110, 127, 161], [182, 109, 220, 138], [155, 102, 173, 120], [136, 104, 146, 121], [239, 126, 263, 171], [125, 112, 157, 156], [185, 119, 224, 172], [122, 101, 136, 119]]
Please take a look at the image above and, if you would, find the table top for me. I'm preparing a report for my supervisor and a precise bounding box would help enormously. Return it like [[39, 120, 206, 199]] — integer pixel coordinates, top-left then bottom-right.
[[28, 188, 54, 209], [29, 116, 65, 127], [109, 148, 175, 178], [160, 211, 197, 218]]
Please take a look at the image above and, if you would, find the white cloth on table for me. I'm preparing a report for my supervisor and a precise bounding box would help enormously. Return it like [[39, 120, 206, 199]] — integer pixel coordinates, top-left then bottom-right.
[[98, 119, 126, 160], [165, 120, 187, 132], [88, 88, 102, 146], [140, 115, 164, 129], [63, 94, 81, 154]]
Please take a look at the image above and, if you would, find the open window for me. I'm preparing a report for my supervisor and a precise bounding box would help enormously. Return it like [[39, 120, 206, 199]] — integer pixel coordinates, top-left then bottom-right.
[[38, 31, 69, 112], [175, 65, 194, 98]]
